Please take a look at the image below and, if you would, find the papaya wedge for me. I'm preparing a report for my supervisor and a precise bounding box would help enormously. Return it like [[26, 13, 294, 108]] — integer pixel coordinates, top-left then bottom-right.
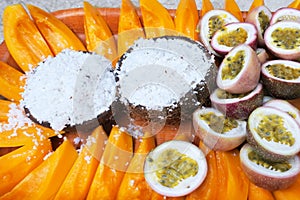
[[3, 4, 53, 72], [140, 0, 176, 38], [118, 0, 145, 56], [273, 174, 300, 200], [54, 126, 107, 200], [0, 100, 11, 122], [175, 0, 199, 40], [288, 0, 300, 9], [249, 0, 265, 12], [83, 1, 117, 63], [248, 182, 275, 200], [0, 138, 51, 196], [27, 4, 86, 55], [200, 0, 214, 17], [224, 0, 244, 22], [87, 126, 133, 199], [0, 140, 77, 200]]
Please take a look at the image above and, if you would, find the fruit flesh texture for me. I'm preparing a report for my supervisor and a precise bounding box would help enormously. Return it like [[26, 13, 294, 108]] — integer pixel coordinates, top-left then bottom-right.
[[271, 28, 300, 50], [266, 64, 300, 80], [258, 10, 270, 35], [216, 88, 249, 99], [199, 112, 238, 133], [208, 16, 226, 40], [221, 50, 246, 80], [217, 28, 248, 47]]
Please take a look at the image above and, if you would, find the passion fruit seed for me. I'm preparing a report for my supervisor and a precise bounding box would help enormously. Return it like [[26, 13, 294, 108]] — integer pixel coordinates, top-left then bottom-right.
[[287, 111, 297, 119], [208, 16, 226, 40], [217, 28, 248, 47], [266, 64, 300, 80], [276, 15, 300, 23], [221, 50, 246, 80], [153, 149, 198, 188], [255, 114, 295, 146], [258, 11, 270, 35], [216, 88, 249, 99], [271, 28, 300, 49], [200, 112, 238, 133], [248, 150, 292, 172]]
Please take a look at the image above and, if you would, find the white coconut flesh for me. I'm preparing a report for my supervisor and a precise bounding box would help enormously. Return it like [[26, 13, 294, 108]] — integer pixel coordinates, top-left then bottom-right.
[[22, 49, 116, 131], [199, 9, 239, 55], [116, 37, 215, 111], [248, 107, 300, 156], [144, 140, 207, 197], [261, 60, 300, 83], [211, 23, 257, 52], [240, 144, 300, 178], [193, 107, 246, 137], [270, 8, 300, 25]]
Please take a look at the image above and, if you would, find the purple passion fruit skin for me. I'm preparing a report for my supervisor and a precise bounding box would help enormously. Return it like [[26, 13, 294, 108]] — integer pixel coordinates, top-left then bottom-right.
[[210, 22, 258, 56], [261, 59, 300, 99], [245, 5, 272, 47], [270, 7, 300, 25], [240, 143, 300, 191], [192, 107, 247, 151], [210, 83, 264, 120], [247, 106, 300, 162], [256, 48, 269, 64], [264, 21, 300, 60], [198, 9, 239, 57], [216, 44, 261, 94]]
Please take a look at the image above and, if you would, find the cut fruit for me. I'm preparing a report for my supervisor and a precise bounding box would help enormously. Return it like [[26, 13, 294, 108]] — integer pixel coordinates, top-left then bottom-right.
[[224, 0, 244, 22], [144, 140, 207, 197], [256, 48, 269, 64], [270, 7, 300, 25], [248, 0, 265, 12], [240, 143, 300, 191], [261, 59, 300, 99], [200, 0, 214, 17], [273, 174, 300, 200], [210, 83, 264, 120], [193, 107, 247, 151], [216, 44, 261, 94], [264, 21, 300, 60], [248, 182, 275, 200], [247, 106, 300, 161], [211, 22, 258, 56]]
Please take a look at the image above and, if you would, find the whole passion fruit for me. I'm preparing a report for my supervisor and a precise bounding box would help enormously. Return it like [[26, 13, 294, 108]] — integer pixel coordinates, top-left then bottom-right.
[[193, 107, 247, 151], [210, 83, 264, 120], [240, 143, 300, 191], [216, 44, 261, 94], [198, 9, 239, 56], [144, 140, 207, 197], [247, 106, 300, 162], [270, 7, 300, 25], [245, 5, 272, 47], [264, 21, 300, 60], [261, 59, 300, 99], [210, 22, 258, 56]]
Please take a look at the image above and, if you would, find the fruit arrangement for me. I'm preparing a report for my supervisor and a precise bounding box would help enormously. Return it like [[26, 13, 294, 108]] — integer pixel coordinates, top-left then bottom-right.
[[0, 0, 300, 199]]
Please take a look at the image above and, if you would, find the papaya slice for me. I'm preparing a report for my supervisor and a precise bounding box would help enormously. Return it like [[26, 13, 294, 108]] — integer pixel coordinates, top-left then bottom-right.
[[175, 0, 199, 40], [224, 0, 244, 22], [0, 100, 11, 122], [273, 174, 300, 200], [0, 138, 51, 196], [140, 0, 176, 38], [0, 140, 77, 200], [2, 4, 53, 72], [118, 0, 145, 56], [248, 182, 275, 200], [116, 133, 156, 200], [248, 0, 265, 12], [83, 1, 117, 63], [87, 126, 133, 199], [27, 4, 86, 55], [54, 126, 107, 200], [200, 0, 214, 17], [0, 62, 24, 102], [288, 0, 300, 9]]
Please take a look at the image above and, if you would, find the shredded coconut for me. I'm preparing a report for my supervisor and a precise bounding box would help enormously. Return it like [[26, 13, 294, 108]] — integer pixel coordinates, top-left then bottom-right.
[[21, 49, 116, 131]]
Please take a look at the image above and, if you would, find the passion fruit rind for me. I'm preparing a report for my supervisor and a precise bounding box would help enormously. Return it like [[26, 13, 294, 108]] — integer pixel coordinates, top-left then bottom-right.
[[270, 7, 300, 25], [210, 83, 264, 120], [240, 143, 300, 191], [247, 106, 300, 162]]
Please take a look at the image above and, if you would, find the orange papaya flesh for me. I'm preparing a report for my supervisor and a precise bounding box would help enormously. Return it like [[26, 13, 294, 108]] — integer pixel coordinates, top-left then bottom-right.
[[140, 0, 176, 38], [118, 0, 145, 56], [273, 174, 300, 200], [87, 126, 133, 199], [200, 0, 214, 17], [0, 100, 11, 122], [248, 182, 275, 200], [83, 1, 117, 63], [288, 0, 300, 9], [27, 4, 86, 55], [0, 61, 24, 102], [224, 0, 244, 22], [3, 4, 53, 72], [0, 140, 77, 200], [248, 0, 265, 12], [175, 0, 199, 40], [54, 126, 107, 200]]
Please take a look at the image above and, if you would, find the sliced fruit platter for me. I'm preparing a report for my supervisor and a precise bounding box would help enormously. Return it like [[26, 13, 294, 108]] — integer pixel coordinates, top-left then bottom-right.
[[0, 0, 300, 199]]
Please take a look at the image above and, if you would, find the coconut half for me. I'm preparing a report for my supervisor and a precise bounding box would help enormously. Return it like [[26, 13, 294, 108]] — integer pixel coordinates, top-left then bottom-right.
[[22, 49, 116, 131]]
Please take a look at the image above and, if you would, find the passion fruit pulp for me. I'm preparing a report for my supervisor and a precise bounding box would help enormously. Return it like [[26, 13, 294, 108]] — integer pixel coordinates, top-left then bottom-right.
[[270, 7, 300, 25]]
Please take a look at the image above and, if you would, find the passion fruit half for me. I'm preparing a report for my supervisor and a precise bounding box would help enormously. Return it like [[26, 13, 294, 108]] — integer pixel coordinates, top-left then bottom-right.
[[270, 7, 300, 25], [144, 140, 207, 197], [210, 83, 264, 120], [240, 143, 300, 191], [247, 106, 300, 161], [193, 107, 247, 151], [261, 59, 300, 99], [211, 22, 258, 56], [264, 21, 300, 60], [216, 44, 261, 94]]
